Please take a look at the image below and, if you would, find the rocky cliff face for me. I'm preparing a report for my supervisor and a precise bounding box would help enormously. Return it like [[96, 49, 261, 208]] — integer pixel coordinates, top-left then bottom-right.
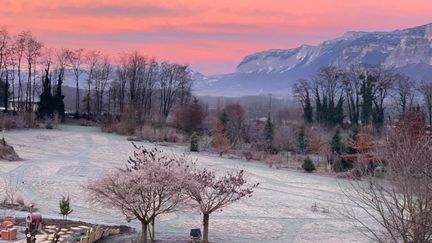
[[194, 23, 432, 97]]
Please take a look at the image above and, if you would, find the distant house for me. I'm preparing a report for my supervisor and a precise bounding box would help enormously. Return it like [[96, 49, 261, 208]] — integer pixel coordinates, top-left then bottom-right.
[[8, 97, 39, 112]]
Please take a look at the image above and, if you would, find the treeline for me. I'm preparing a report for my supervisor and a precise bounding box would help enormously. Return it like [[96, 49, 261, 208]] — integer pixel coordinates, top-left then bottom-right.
[[108, 52, 192, 123], [0, 29, 43, 113], [293, 65, 430, 129], [0, 27, 192, 124]]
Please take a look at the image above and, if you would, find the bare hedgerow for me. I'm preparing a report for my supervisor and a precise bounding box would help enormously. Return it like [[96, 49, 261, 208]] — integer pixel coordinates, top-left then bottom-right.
[[272, 124, 297, 152]]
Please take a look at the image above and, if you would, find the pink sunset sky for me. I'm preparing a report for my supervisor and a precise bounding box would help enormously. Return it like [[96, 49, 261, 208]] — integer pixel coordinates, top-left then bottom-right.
[[0, 0, 431, 75]]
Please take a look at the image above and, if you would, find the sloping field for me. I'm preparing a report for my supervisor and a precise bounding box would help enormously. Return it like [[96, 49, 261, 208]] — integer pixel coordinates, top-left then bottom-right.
[[1, 125, 368, 242]]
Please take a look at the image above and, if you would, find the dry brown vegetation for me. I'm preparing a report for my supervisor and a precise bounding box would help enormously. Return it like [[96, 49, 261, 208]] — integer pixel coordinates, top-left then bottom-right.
[[0, 112, 38, 130]]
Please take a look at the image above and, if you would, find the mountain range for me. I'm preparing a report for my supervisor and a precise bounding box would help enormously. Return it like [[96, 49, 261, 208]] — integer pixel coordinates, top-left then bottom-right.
[[193, 23, 432, 97]]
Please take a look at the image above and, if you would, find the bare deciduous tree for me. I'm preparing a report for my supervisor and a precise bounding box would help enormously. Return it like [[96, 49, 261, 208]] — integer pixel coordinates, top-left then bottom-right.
[[343, 65, 364, 125], [22, 31, 42, 111], [316, 66, 344, 105], [0, 27, 13, 111], [369, 66, 394, 128], [293, 79, 311, 109], [67, 48, 85, 116], [87, 147, 192, 243], [342, 112, 432, 242], [222, 103, 245, 148], [159, 62, 192, 119], [84, 50, 101, 117], [14, 31, 27, 110], [115, 54, 128, 114], [2, 176, 23, 205], [392, 74, 416, 114], [420, 80, 432, 126], [186, 169, 258, 243], [93, 55, 111, 117]]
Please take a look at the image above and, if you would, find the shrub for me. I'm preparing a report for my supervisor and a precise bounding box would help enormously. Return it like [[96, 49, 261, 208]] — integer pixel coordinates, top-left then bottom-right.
[[116, 120, 137, 135], [211, 123, 229, 152], [102, 119, 137, 135], [165, 131, 179, 143], [297, 126, 309, 154], [190, 132, 199, 152], [59, 196, 73, 220], [243, 151, 253, 161], [273, 125, 296, 152], [302, 158, 316, 172], [0, 112, 38, 130], [45, 119, 53, 129], [173, 98, 205, 134]]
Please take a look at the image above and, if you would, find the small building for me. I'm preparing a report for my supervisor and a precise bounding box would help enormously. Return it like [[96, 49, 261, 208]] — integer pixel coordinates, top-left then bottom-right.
[[8, 97, 39, 112]]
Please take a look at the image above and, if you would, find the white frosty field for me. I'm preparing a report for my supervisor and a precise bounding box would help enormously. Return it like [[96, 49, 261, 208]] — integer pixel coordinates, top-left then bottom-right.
[[1, 125, 369, 242]]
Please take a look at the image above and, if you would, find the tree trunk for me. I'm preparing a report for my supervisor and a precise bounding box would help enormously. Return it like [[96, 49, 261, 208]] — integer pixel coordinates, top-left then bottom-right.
[[151, 219, 155, 241], [429, 106, 432, 127], [4, 75, 9, 112], [87, 74, 91, 119], [76, 78, 79, 116], [203, 213, 210, 243], [141, 221, 148, 243], [17, 58, 21, 111]]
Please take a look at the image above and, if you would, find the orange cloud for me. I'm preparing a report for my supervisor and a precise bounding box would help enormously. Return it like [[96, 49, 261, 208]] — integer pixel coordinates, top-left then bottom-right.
[[0, 0, 431, 74]]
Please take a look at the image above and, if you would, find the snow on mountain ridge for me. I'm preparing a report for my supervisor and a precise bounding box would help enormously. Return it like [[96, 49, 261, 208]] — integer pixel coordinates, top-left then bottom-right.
[[193, 23, 432, 96]]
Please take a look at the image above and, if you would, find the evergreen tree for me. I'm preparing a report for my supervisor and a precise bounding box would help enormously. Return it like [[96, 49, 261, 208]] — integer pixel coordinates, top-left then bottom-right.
[[416, 104, 421, 113], [1, 78, 10, 112], [59, 196, 73, 220], [366, 74, 384, 132], [315, 88, 322, 122], [328, 97, 335, 124], [330, 129, 349, 171], [190, 132, 199, 152], [37, 69, 54, 119], [297, 126, 308, 154], [302, 157, 316, 172], [361, 75, 373, 124], [350, 95, 359, 125], [372, 108, 384, 131], [342, 126, 359, 170], [330, 129, 344, 155], [53, 70, 65, 120], [350, 126, 359, 141], [264, 113, 274, 151], [334, 96, 344, 125], [303, 91, 313, 123], [322, 96, 328, 124]]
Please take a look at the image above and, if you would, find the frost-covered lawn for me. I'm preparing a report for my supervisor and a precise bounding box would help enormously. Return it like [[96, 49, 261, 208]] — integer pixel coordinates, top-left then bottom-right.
[[1, 125, 368, 242]]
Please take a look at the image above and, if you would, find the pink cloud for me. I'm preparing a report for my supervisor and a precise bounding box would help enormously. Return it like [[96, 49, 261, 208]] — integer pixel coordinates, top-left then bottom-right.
[[0, 0, 431, 75]]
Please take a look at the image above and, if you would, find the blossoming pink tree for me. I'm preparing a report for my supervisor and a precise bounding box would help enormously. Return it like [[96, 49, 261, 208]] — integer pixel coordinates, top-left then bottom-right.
[[87, 146, 191, 243], [186, 168, 259, 243]]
